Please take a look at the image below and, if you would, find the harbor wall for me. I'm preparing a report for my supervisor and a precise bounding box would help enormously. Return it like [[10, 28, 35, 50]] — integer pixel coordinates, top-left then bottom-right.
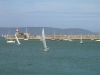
[[5, 35, 100, 40]]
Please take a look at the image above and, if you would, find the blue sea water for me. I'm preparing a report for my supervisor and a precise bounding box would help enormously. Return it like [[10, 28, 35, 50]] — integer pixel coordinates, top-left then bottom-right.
[[0, 37, 100, 75]]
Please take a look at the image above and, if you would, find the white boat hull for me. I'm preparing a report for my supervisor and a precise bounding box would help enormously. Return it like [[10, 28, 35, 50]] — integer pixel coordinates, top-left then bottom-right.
[[69, 39, 73, 41], [7, 41, 15, 43], [96, 40, 100, 41], [63, 39, 68, 41], [80, 42, 83, 44], [44, 47, 49, 51], [24, 39, 28, 40], [50, 38, 56, 41]]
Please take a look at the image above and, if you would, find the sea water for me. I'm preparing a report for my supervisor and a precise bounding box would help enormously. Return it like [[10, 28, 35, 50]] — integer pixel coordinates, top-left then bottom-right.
[[0, 37, 100, 75]]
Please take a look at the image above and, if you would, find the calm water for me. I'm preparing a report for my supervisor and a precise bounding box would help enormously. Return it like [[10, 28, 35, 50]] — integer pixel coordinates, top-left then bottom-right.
[[0, 37, 100, 75]]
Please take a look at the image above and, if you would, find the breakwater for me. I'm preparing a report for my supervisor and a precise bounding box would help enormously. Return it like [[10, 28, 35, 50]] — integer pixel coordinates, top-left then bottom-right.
[[5, 35, 100, 40]]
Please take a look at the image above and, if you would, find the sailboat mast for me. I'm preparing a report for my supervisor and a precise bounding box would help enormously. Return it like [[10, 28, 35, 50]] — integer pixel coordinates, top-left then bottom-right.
[[26, 27, 28, 33], [66, 30, 67, 36]]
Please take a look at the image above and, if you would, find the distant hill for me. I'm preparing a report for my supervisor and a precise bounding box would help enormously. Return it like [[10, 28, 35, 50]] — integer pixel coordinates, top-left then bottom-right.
[[0, 27, 98, 36]]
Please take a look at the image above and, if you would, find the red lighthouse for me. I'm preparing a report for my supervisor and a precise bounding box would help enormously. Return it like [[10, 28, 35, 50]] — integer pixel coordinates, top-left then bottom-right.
[[16, 28, 19, 34]]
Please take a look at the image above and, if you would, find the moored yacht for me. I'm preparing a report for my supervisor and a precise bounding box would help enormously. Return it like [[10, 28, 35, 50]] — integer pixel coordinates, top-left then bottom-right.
[[95, 39, 100, 41], [50, 38, 56, 41], [7, 39, 15, 43]]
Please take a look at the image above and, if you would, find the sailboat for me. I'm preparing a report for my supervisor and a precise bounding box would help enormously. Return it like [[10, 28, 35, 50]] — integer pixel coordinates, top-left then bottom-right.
[[7, 39, 15, 43], [63, 30, 68, 41], [24, 27, 28, 40], [95, 34, 100, 41], [7, 30, 15, 43], [91, 34, 94, 40], [15, 33, 21, 45], [2, 34, 4, 37], [80, 35, 83, 44], [42, 28, 49, 51], [24, 35, 28, 40], [50, 30, 56, 41], [95, 39, 100, 41]]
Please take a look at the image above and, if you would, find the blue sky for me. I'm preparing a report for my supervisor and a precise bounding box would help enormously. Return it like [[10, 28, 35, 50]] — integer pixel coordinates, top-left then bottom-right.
[[0, 0, 100, 32]]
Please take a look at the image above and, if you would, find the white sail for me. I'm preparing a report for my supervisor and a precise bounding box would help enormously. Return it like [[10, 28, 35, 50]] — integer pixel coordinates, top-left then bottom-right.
[[42, 28, 49, 51], [80, 35, 83, 44], [2, 34, 3, 37], [15, 33, 21, 45]]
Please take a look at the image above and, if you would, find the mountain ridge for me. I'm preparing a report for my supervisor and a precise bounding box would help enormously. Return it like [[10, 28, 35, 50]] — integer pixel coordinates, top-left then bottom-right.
[[0, 27, 98, 36]]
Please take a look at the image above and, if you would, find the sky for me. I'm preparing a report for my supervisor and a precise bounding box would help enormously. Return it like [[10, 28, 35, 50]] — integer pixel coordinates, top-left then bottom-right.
[[0, 0, 100, 32]]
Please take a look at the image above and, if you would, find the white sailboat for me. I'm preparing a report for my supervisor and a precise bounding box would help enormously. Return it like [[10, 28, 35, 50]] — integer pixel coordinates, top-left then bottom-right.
[[95, 39, 100, 41], [24, 38, 28, 40], [80, 35, 83, 44], [7, 39, 15, 43], [50, 30, 56, 41], [91, 34, 94, 40], [24, 35, 28, 40], [42, 28, 49, 51], [63, 38, 68, 41], [2, 34, 4, 37], [95, 34, 100, 41], [63, 30, 68, 41], [24, 27, 28, 40], [7, 30, 15, 43], [15, 33, 21, 45]]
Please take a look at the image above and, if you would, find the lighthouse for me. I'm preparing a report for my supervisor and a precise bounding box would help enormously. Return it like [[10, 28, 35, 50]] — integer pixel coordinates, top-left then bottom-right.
[[16, 28, 19, 34]]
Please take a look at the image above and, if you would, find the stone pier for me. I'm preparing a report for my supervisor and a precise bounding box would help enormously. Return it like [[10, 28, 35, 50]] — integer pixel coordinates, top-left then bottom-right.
[[5, 35, 100, 40]]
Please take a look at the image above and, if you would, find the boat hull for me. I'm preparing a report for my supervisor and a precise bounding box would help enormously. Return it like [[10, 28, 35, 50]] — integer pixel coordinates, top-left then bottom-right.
[[95, 40, 100, 41], [24, 39, 28, 40], [7, 41, 15, 43], [50, 38, 56, 41]]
